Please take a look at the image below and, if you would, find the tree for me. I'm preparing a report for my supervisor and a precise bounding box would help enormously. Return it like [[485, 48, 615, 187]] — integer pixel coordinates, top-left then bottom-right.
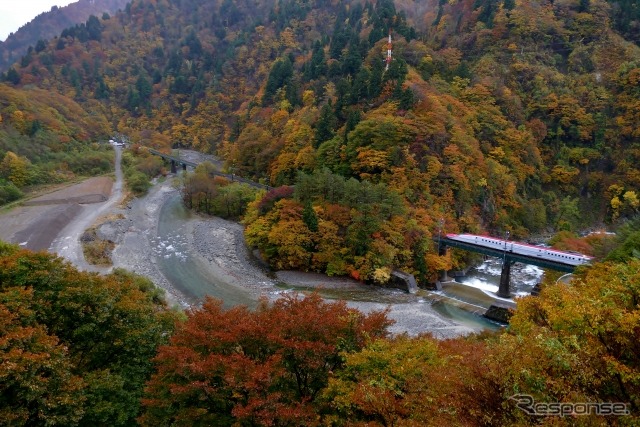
[[0, 179, 23, 205], [0, 291, 85, 426], [323, 336, 441, 426], [141, 294, 391, 426], [303, 200, 319, 232], [126, 85, 141, 113], [305, 41, 326, 80], [263, 57, 294, 105], [579, 0, 591, 12], [34, 39, 47, 53], [5, 67, 20, 85], [368, 60, 384, 98], [485, 260, 640, 423], [86, 15, 103, 41], [554, 196, 581, 231], [0, 152, 29, 187], [0, 244, 178, 425], [323, 336, 495, 426], [314, 103, 337, 147], [136, 75, 153, 109]]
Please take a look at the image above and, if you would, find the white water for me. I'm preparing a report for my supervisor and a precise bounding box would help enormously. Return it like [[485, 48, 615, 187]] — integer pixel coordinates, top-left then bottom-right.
[[456, 258, 544, 298]]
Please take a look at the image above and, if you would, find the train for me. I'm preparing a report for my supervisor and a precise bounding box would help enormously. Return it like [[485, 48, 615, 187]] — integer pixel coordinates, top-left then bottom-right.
[[446, 234, 593, 267]]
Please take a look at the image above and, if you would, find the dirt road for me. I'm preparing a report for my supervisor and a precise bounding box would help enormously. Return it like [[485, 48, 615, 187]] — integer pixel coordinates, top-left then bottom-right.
[[0, 154, 116, 252], [49, 146, 124, 272]]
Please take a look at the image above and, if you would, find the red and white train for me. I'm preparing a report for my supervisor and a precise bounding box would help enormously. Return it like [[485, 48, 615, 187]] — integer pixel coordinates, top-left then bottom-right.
[[446, 234, 593, 267]]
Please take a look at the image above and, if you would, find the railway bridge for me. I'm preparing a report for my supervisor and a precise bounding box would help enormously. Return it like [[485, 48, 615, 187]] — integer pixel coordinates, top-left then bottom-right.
[[146, 148, 272, 191], [438, 234, 592, 298], [147, 148, 196, 173]]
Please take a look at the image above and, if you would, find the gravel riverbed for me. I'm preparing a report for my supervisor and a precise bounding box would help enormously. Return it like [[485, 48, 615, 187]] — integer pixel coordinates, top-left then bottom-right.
[[0, 151, 485, 338], [101, 177, 481, 338], [108, 180, 190, 308]]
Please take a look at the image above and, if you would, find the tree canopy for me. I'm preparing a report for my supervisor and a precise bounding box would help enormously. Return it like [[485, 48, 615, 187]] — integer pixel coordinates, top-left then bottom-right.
[[0, 242, 179, 426], [140, 293, 391, 426]]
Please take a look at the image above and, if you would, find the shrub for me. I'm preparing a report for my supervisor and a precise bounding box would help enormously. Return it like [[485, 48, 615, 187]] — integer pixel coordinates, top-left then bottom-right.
[[0, 179, 23, 205]]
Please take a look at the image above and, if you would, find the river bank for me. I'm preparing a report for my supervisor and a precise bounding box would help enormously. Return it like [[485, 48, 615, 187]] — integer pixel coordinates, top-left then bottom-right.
[[0, 150, 492, 337], [132, 178, 481, 338], [102, 176, 485, 337]]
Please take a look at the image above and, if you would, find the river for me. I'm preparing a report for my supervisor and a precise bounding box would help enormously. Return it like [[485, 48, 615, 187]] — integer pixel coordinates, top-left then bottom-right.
[[154, 193, 257, 308], [154, 193, 508, 333]]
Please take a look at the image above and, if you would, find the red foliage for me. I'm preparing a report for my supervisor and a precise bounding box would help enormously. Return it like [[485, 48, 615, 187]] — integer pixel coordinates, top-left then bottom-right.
[[257, 185, 294, 214], [140, 294, 391, 426], [213, 175, 230, 186]]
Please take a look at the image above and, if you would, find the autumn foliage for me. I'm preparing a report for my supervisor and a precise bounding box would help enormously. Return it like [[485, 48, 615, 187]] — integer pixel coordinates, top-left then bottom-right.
[[0, 242, 178, 426], [140, 294, 391, 426], [3, 244, 640, 425], [136, 259, 640, 426], [1, 0, 640, 263]]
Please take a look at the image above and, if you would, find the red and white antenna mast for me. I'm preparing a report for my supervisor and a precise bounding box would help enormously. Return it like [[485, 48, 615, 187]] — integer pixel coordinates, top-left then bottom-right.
[[385, 29, 392, 71]]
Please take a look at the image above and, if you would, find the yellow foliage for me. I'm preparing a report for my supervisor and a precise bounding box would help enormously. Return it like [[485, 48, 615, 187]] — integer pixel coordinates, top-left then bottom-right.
[[488, 147, 506, 160], [425, 253, 452, 279], [279, 27, 298, 49], [269, 152, 297, 184], [372, 267, 391, 285], [302, 90, 315, 107], [608, 184, 624, 197], [623, 191, 639, 209], [279, 99, 292, 112], [354, 148, 389, 178], [611, 196, 622, 220], [0, 151, 29, 187], [551, 165, 579, 186], [270, 109, 289, 135], [294, 146, 316, 171], [11, 110, 28, 134]]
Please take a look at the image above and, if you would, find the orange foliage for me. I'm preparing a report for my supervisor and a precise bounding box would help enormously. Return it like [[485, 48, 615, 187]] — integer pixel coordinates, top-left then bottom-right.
[[141, 294, 391, 426]]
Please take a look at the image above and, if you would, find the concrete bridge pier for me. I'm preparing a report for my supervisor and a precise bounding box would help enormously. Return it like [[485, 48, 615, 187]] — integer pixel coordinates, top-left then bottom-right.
[[497, 256, 514, 298], [438, 241, 450, 282]]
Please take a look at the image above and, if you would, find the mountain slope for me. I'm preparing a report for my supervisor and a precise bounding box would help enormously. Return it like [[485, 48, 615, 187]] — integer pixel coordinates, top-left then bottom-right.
[[1, 0, 639, 282], [0, 0, 130, 71]]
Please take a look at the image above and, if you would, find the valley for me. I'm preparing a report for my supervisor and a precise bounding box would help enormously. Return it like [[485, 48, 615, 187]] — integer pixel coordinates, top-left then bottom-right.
[[1, 0, 639, 424], [0, 147, 488, 337]]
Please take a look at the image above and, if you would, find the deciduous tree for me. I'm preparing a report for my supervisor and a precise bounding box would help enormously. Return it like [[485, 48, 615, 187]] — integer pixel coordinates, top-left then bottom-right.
[[0, 243, 178, 425], [141, 294, 391, 426]]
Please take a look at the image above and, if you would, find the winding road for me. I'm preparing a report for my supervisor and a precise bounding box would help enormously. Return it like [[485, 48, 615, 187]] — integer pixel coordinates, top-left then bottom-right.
[[49, 146, 124, 272]]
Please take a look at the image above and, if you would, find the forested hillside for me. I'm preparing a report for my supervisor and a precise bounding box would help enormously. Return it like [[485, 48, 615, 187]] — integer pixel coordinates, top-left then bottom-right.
[[2, 2, 640, 425], [1, 0, 639, 283], [0, 83, 113, 204], [0, 0, 130, 71]]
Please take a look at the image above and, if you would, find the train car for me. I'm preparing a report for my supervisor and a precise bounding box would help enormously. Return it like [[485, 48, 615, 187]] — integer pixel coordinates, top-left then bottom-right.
[[446, 234, 593, 267]]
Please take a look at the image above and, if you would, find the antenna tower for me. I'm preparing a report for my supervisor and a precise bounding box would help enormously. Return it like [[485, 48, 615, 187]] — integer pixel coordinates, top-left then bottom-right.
[[385, 29, 392, 71]]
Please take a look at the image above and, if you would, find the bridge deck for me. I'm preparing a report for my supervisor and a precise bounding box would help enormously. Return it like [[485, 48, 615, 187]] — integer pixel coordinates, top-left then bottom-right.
[[146, 148, 272, 191], [439, 235, 591, 273], [147, 148, 198, 167]]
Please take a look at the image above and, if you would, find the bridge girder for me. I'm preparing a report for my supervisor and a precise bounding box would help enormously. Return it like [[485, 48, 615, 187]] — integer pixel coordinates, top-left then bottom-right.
[[146, 147, 273, 190], [438, 238, 576, 273]]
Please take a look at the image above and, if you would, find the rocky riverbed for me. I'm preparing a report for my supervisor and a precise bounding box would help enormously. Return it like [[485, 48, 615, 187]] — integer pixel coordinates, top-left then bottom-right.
[[188, 218, 277, 297], [0, 164, 485, 338], [101, 179, 189, 308], [93, 175, 483, 337]]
